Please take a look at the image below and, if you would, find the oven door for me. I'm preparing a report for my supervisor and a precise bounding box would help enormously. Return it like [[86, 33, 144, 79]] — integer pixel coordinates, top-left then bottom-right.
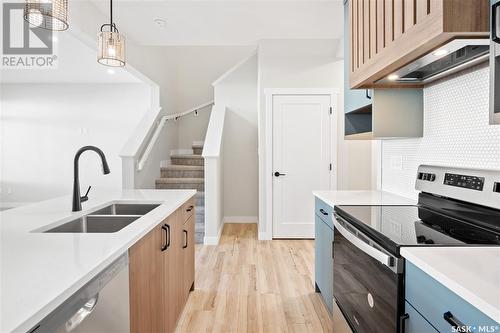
[[332, 213, 403, 333]]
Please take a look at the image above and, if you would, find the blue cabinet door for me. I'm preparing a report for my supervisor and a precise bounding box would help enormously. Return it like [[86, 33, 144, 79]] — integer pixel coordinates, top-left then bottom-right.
[[315, 214, 334, 313], [344, 0, 372, 113], [405, 301, 438, 333]]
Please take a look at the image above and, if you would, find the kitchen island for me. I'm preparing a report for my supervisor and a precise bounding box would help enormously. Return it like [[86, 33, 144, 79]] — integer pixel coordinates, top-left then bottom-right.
[[0, 189, 196, 333]]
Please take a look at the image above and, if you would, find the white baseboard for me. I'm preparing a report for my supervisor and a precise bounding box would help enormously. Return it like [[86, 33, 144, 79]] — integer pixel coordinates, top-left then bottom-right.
[[170, 149, 193, 156], [223, 216, 258, 224], [203, 223, 223, 245], [258, 231, 272, 241]]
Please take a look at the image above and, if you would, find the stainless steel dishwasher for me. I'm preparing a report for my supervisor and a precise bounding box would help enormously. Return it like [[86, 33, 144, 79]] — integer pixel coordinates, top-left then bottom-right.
[[29, 253, 130, 333]]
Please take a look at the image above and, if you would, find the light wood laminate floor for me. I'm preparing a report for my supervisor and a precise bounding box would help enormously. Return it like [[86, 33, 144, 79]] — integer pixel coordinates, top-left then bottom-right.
[[175, 223, 351, 333]]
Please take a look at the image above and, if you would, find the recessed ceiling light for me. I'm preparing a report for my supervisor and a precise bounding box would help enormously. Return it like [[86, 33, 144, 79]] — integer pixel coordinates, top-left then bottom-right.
[[433, 49, 449, 57], [153, 17, 167, 28], [107, 68, 115, 75], [388, 74, 399, 81]]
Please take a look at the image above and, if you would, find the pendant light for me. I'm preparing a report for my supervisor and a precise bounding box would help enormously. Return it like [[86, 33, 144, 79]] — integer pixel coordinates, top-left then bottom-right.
[[24, 0, 69, 31], [97, 0, 125, 67]]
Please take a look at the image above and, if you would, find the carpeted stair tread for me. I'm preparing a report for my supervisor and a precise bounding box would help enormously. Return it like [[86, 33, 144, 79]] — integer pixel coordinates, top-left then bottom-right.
[[155, 178, 204, 183]]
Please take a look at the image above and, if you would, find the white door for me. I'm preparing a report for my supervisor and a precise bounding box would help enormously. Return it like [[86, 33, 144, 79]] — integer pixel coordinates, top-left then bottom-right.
[[272, 94, 332, 238]]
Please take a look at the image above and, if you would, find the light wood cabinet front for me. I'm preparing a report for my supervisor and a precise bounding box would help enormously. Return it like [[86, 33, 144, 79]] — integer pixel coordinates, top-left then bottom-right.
[[348, 0, 489, 88], [182, 214, 195, 300], [164, 208, 183, 333], [129, 199, 196, 333], [129, 223, 165, 333]]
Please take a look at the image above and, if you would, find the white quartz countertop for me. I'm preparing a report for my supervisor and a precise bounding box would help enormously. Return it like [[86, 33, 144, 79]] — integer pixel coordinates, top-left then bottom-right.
[[401, 247, 500, 323], [313, 190, 416, 207], [0, 189, 196, 333]]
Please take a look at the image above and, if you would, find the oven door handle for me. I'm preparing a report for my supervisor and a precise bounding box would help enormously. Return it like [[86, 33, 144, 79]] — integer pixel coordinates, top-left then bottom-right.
[[332, 213, 394, 268]]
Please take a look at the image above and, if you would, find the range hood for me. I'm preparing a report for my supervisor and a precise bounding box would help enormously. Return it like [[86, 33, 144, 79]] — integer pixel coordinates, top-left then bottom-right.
[[377, 39, 490, 85]]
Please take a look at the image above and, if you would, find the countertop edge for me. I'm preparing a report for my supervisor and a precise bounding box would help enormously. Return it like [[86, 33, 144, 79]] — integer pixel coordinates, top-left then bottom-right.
[[312, 190, 416, 207]]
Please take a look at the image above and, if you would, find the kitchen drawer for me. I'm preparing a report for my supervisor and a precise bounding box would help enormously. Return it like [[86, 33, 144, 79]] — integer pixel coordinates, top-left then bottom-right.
[[182, 198, 195, 222], [406, 262, 499, 333], [315, 198, 334, 229], [405, 301, 438, 333], [315, 215, 334, 313]]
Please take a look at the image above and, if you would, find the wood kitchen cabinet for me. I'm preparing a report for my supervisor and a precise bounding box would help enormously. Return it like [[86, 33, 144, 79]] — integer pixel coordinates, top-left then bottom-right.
[[182, 214, 195, 298], [348, 0, 490, 88], [129, 222, 165, 333], [129, 202, 196, 333]]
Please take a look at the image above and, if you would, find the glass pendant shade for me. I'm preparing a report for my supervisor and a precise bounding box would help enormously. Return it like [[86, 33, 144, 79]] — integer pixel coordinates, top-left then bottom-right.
[[97, 30, 125, 67], [24, 0, 69, 31]]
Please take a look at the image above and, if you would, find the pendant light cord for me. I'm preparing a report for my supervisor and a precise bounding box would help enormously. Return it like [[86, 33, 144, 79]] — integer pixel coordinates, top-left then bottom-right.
[[110, 0, 113, 28]]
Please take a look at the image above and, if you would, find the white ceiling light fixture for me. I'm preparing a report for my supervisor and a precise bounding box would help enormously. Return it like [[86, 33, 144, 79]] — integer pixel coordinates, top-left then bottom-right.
[[153, 17, 167, 28], [24, 0, 69, 31], [433, 49, 449, 57], [97, 0, 125, 67], [387, 74, 399, 81]]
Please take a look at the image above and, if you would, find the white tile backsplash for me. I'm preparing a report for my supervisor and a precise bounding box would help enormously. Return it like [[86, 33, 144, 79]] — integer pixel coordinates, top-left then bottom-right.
[[381, 66, 500, 199]]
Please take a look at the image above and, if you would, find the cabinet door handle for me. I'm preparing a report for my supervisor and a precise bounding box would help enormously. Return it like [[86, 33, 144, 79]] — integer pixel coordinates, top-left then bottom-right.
[[493, 2, 500, 43], [186, 205, 194, 212], [443, 311, 465, 329], [166, 224, 171, 248], [399, 313, 409, 333], [183, 230, 188, 248], [319, 208, 328, 216], [161, 225, 168, 251], [366, 89, 372, 99]]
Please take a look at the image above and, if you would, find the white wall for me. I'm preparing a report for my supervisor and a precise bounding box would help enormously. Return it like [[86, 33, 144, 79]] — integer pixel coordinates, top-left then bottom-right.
[[163, 46, 257, 150], [123, 45, 257, 152], [257, 39, 373, 238], [0, 83, 150, 203], [215, 54, 259, 220], [380, 65, 500, 199]]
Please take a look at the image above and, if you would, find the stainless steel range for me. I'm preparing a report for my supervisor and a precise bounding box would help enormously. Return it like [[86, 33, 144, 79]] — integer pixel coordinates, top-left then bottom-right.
[[332, 165, 500, 333]]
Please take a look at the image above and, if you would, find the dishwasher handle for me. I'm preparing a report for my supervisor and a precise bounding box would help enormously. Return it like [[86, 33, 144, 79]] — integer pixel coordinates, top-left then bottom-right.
[[64, 294, 99, 332], [332, 213, 394, 268]]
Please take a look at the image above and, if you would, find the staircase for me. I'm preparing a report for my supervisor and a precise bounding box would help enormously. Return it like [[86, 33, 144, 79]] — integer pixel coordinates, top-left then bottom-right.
[[155, 143, 205, 243]]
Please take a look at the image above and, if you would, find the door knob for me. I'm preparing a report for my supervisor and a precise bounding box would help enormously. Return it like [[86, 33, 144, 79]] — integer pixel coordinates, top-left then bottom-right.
[[274, 172, 286, 177]]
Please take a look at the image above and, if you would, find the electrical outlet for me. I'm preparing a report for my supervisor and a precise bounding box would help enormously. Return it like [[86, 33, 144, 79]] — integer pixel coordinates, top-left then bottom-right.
[[390, 156, 403, 170]]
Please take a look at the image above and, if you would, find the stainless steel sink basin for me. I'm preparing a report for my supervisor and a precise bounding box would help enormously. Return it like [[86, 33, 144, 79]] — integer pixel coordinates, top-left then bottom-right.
[[90, 203, 160, 216], [44, 215, 141, 233]]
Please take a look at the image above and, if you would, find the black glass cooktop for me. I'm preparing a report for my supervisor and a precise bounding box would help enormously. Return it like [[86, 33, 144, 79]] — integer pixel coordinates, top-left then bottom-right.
[[334, 203, 500, 256]]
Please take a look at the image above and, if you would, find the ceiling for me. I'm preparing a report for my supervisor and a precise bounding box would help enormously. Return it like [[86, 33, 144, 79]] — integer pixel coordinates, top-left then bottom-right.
[[0, 30, 141, 83], [90, 0, 344, 46]]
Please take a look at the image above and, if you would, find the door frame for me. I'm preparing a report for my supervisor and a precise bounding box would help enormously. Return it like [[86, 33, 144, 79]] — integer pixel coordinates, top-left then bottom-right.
[[261, 88, 338, 240]]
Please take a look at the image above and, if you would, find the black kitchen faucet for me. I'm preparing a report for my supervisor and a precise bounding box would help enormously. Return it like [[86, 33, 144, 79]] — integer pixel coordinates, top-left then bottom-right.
[[72, 146, 110, 212]]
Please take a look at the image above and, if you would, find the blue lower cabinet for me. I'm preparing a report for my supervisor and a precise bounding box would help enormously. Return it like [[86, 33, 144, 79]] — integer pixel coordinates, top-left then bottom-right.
[[406, 262, 500, 333], [405, 301, 438, 333], [315, 213, 334, 313]]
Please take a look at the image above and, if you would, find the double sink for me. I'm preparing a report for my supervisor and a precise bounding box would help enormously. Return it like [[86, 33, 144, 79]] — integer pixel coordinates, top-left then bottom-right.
[[43, 203, 160, 233]]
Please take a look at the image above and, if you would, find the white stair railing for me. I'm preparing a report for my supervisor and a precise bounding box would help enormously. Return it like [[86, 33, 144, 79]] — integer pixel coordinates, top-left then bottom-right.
[[202, 104, 226, 245], [136, 101, 214, 171], [120, 101, 213, 189]]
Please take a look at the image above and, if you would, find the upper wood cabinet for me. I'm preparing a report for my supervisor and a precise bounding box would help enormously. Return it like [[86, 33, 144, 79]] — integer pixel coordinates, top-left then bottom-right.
[[348, 0, 490, 88]]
